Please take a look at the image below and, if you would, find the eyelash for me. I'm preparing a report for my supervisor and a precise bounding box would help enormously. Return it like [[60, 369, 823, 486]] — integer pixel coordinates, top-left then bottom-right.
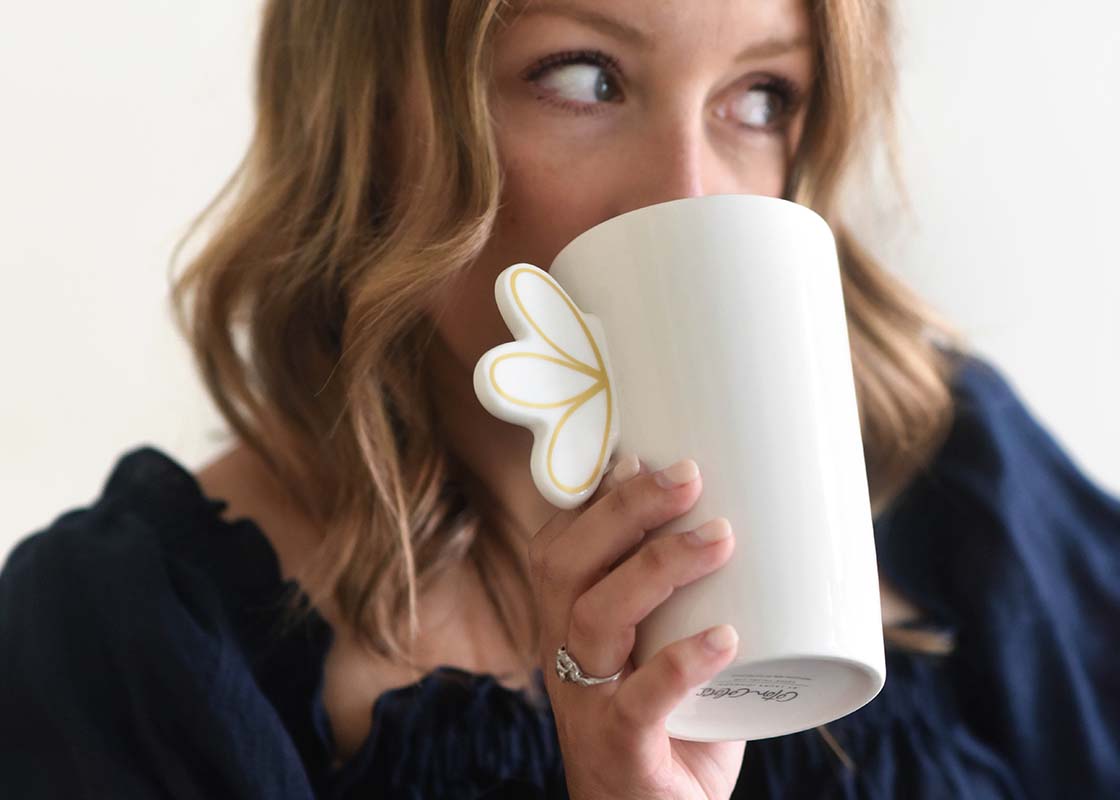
[[521, 48, 803, 131]]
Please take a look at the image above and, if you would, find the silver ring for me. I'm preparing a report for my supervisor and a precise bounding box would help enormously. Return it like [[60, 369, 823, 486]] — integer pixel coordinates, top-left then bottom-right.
[[555, 644, 624, 687]]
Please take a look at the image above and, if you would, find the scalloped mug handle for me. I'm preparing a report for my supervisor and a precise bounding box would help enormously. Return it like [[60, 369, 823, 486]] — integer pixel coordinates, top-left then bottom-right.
[[472, 263, 621, 509]]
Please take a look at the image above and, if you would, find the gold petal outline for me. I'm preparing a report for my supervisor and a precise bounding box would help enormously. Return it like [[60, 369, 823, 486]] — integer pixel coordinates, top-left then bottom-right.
[[547, 378, 613, 495], [490, 352, 599, 409], [510, 267, 604, 374], [488, 267, 614, 496]]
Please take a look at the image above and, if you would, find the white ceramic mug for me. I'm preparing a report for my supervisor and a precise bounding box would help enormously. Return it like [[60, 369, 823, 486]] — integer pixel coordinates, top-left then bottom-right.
[[473, 193, 885, 742]]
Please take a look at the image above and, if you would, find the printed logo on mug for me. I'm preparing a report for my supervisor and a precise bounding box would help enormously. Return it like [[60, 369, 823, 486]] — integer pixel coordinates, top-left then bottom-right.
[[473, 194, 886, 742]]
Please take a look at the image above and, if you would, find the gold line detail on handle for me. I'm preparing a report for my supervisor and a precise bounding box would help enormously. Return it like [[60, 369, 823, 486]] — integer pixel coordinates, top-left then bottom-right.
[[488, 267, 614, 496]]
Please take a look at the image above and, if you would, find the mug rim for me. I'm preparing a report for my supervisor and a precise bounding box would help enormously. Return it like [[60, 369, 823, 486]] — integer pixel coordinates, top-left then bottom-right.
[[551, 192, 828, 268]]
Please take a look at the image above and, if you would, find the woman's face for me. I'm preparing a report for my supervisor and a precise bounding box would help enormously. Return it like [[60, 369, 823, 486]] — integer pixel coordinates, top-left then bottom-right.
[[430, 0, 815, 382]]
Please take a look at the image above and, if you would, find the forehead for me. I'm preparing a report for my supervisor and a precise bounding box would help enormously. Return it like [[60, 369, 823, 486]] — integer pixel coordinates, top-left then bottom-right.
[[501, 0, 813, 46]]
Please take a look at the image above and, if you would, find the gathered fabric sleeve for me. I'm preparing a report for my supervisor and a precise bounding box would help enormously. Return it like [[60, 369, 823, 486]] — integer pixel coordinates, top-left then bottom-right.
[[0, 498, 317, 799], [872, 355, 1120, 798], [1, 447, 567, 800]]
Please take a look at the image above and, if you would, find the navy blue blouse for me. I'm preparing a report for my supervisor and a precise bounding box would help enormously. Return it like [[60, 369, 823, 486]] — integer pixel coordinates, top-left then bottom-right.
[[2, 352, 1118, 799]]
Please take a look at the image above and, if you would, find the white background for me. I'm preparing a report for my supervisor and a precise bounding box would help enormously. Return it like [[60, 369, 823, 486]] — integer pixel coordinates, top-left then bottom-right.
[[2, 2, 1118, 563]]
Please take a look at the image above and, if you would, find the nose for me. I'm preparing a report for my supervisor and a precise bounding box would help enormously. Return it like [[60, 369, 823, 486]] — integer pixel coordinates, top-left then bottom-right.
[[606, 111, 729, 219]]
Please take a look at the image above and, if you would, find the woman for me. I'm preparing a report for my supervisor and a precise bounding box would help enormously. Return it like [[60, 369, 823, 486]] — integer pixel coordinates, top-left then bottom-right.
[[2, 0, 1118, 797]]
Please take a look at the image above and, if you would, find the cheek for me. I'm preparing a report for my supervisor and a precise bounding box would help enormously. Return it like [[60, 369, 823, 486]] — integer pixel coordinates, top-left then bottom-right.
[[427, 134, 603, 371], [426, 258, 508, 381], [718, 125, 801, 198], [494, 136, 605, 269]]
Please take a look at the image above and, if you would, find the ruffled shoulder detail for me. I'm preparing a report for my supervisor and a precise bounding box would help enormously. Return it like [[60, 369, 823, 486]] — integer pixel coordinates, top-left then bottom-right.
[[330, 664, 565, 798], [85, 446, 568, 799]]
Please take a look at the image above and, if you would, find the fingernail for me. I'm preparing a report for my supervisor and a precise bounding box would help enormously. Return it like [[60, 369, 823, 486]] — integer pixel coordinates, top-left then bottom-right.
[[654, 459, 699, 489], [703, 624, 738, 653], [610, 453, 640, 484], [687, 518, 732, 546]]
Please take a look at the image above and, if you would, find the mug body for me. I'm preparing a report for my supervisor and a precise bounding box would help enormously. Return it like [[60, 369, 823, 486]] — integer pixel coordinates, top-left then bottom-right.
[[550, 194, 886, 741]]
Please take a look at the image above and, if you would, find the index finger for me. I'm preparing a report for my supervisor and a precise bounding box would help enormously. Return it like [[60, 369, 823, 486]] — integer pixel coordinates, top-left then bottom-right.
[[533, 452, 645, 553]]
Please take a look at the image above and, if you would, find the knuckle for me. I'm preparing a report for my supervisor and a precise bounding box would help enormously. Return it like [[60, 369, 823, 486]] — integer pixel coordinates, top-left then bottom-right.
[[568, 595, 599, 641], [642, 538, 674, 574], [662, 648, 692, 693], [609, 691, 642, 731], [606, 483, 635, 519]]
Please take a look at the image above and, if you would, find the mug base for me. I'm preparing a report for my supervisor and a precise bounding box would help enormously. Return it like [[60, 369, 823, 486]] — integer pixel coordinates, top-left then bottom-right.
[[665, 654, 885, 742]]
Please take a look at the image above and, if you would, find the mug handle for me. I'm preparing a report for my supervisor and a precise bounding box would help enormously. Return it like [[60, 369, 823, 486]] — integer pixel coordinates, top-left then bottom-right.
[[472, 263, 621, 509]]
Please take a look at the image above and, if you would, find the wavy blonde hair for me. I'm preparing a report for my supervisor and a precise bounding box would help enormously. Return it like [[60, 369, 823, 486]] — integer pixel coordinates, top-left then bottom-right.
[[171, 0, 964, 774]]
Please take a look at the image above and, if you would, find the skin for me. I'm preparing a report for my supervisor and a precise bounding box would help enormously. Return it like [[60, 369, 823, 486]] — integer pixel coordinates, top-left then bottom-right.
[[424, 1, 816, 796], [428, 0, 815, 564], [199, 0, 904, 795]]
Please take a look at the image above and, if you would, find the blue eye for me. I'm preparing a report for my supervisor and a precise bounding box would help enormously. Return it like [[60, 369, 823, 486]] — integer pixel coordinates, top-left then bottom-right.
[[522, 49, 803, 132], [537, 61, 619, 104], [718, 76, 801, 131], [522, 49, 624, 115]]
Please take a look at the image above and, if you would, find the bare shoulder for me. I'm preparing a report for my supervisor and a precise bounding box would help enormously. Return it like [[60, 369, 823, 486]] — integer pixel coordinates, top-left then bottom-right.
[[194, 443, 320, 584], [194, 442, 533, 764]]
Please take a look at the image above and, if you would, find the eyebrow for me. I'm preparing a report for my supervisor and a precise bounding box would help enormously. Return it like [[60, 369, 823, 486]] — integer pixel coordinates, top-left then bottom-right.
[[513, 1, 812, 61]]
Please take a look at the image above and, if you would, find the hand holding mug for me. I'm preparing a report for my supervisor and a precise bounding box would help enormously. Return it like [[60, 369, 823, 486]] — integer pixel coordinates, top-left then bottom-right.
[[531, 453, 745, 800]]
